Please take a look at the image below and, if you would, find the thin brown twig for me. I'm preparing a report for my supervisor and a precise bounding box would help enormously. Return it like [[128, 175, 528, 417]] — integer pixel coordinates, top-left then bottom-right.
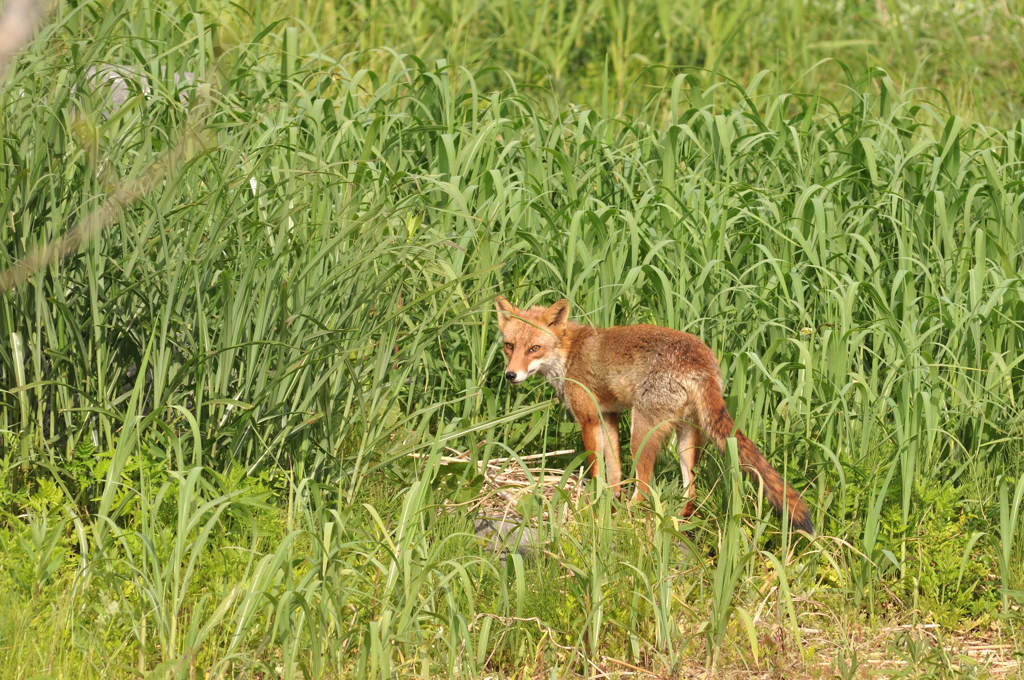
[[603, 656, 660, 676], [0, 122, 213, 292]]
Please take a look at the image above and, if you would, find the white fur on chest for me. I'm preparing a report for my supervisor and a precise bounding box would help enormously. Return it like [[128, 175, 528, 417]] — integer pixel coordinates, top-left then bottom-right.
[[539, 355, 568, 403]]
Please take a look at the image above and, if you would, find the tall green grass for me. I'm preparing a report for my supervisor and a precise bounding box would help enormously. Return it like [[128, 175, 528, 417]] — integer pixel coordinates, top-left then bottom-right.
[[250, 0, 1024, 126], [1, 0, 1023, 676]]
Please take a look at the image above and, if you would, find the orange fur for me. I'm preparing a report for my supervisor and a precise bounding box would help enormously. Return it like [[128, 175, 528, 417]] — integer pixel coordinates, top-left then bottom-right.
[[495, 296, 814, 535]]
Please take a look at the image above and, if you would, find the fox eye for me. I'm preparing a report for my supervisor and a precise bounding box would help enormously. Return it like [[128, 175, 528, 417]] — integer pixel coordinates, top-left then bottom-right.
[[528, 345, 541, 353], [504, 342, 513, 351]]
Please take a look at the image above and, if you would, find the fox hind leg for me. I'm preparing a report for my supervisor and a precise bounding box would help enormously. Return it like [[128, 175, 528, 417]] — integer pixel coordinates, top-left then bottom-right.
[[630, 412, 674, 502], [676, 422, 705, 517]]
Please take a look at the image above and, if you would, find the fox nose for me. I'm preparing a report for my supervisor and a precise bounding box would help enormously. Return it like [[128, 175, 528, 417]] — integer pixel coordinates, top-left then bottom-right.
[[504, 371, 517, 382]]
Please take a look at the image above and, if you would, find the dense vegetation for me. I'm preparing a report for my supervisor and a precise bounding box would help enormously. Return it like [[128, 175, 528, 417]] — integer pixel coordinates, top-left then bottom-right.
[[1, 0, 1023, 677]]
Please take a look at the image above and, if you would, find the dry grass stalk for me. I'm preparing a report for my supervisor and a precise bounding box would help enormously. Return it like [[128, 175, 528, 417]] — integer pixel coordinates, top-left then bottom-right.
[[0, 0, 50, 82], [413, 447, 586, 520], [0, 123, 212, 291]]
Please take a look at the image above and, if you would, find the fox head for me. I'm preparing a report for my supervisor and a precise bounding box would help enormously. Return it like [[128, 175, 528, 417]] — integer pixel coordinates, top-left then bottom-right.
[[494, 296, 570, 384]]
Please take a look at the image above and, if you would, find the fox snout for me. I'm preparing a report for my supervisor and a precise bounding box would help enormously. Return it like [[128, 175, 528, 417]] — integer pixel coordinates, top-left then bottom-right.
[[504, 367, 528, 384]]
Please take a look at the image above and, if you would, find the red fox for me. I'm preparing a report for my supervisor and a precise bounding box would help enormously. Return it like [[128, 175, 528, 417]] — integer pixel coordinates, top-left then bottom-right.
[[495, 296, 814, 535]]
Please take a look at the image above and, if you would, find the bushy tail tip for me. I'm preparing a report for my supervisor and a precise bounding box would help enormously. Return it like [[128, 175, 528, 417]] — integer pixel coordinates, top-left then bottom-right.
[[707, 397, 815, 536], [788, 498, 815, 536]]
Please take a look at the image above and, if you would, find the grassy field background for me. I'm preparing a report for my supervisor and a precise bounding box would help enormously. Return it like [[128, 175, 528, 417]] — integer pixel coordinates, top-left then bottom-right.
[[320, 0, 1024, 127], [1, 0, 1023, 677]]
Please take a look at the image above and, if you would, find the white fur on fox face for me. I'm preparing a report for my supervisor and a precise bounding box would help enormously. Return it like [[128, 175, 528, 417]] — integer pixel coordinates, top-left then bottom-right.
[[507, 358, 548, 384]]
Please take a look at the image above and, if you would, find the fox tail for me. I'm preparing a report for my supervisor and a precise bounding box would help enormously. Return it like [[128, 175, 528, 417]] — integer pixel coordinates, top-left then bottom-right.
[[703, 393, 814, 536]]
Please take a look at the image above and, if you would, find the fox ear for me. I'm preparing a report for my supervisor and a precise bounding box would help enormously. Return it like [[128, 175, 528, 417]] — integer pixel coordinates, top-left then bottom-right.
[[494, 296, 516, 333], [545, 299, 570, 334]]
